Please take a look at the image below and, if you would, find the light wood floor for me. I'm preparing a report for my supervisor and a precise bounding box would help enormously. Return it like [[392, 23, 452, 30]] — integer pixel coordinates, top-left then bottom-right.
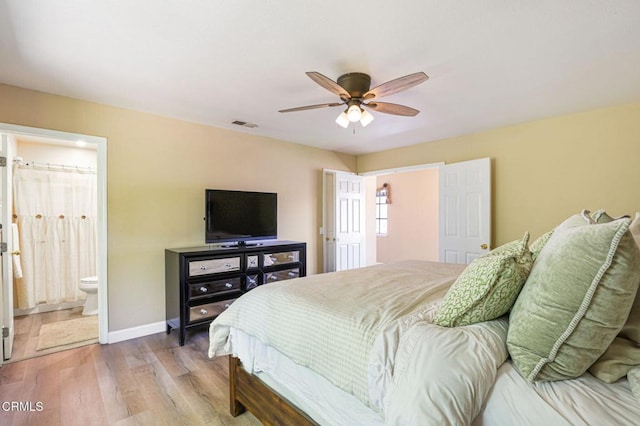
[[0, 326, 260, 426], [10, 307, 99, 362]]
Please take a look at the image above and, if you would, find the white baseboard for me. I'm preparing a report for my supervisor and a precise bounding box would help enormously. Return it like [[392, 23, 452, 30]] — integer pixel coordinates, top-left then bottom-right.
[[107, 321, 166, 344]]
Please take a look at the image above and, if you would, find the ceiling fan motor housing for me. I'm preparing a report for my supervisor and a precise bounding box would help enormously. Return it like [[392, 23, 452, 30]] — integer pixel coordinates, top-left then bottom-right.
[[337, 73, 371, 99]]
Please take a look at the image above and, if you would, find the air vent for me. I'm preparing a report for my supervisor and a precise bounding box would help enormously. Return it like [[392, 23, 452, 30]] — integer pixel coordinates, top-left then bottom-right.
[[230, 120, 258, 129]]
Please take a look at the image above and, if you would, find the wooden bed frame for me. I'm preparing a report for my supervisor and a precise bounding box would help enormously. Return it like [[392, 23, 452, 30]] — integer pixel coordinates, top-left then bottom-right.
[[228, 355, 318, 425]]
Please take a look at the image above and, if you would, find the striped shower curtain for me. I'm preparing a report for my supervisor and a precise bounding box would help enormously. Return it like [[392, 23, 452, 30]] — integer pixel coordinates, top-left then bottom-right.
[[13, 165, 97, 309]]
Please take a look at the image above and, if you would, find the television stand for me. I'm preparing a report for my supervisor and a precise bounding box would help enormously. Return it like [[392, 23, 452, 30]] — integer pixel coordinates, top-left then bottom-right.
[[165, 240, 307, 345]]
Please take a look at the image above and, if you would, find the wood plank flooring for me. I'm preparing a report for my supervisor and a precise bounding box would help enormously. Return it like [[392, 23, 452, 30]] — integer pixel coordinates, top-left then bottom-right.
[[0, 326, 260, 426]]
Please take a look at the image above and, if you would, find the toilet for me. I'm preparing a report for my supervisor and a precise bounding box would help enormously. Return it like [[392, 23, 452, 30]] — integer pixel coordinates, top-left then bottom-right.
[[79, 276, 99, 315]]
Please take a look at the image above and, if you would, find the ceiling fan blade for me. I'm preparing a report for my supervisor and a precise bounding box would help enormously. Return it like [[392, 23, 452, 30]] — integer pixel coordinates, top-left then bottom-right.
[[279, 102, 344, 113], [363, 72, 428, 100], [306, 72, 351, 100], [363, 102, 420, 117]]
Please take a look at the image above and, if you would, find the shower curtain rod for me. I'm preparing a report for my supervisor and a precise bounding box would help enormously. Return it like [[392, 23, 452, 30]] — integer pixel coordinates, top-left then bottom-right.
[[17, 160, 95, 172]]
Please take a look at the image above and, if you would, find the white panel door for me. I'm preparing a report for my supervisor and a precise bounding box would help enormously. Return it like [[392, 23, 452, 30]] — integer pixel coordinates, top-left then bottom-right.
[[335, 172, 365, 270], [439, 158, 491, 264], [0, 134, 15, 362], [323, 170, 366, 272]]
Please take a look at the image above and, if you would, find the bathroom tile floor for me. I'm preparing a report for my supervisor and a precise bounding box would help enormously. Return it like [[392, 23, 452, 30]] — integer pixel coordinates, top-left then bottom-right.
[[8, 307, 99, 363]]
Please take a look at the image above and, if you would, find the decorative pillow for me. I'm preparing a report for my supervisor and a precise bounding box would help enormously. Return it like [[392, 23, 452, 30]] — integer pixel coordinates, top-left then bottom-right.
[[507, 211, 640, 382], [530, 210, 594, 262], [589, 336, 640, 383], [592, 209, 616, 223], [631, 212, 640, 248], [434, 232, 533, 327], [589, 211, 640, 383], [530, 231, 553, 262]]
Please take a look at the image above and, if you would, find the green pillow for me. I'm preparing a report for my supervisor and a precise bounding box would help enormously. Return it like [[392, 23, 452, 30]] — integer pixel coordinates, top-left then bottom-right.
[[508, 211, 640, 382], [592, 209, 616, 223], [589, 336, 640, 382], [630, 212, 640, 248], [434, 233, 533, 327], [589, 210, 640, 383], [530, 231, 553, 262], [530, 210, 594, 262]]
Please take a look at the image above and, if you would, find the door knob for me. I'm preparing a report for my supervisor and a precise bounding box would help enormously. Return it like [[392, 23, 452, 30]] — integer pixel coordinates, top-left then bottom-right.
[[480, 244, 488, 250]]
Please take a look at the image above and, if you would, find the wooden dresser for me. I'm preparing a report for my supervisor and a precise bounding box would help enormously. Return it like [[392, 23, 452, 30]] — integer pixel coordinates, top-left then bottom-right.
[[165, 240, 306, 345]]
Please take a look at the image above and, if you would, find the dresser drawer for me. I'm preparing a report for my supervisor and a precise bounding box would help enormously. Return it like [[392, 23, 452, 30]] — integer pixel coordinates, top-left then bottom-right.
[[188, 276, 242, 299], [245, 273, 261, 291], [188, 256, 240, 277], [189, 299, 236, 323], [263, 251, 300, 267], [246, 254, 259, 269], [265, 268, 300, 283]]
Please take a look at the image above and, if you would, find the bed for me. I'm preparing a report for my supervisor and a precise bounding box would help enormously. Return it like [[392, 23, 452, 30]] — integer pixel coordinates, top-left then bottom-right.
[[209, 210, 640, 425]]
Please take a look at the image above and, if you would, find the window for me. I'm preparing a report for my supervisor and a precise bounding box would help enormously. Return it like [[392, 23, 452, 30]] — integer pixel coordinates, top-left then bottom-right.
[[376, 184, 390, 235]]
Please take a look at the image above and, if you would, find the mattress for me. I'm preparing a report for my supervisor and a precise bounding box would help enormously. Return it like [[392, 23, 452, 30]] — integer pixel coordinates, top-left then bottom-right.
[[231, 328, 384, 426]]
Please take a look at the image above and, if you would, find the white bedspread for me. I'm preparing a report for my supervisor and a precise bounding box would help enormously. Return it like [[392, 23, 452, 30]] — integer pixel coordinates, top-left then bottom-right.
[[385, 318, 509, 425], [209, 259, 637, 424], [476, 361, 640, 426], [210, 260, 518, 421], [210, 260, 467, 410]]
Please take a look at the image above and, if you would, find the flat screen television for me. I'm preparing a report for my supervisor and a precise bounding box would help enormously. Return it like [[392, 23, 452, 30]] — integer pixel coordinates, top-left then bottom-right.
[[205, 189, 277, 245]]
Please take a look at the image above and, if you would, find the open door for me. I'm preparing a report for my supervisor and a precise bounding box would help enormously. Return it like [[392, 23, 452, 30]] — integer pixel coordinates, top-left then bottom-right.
[[323, 170, 366, 272], [439, 158, 491, 264], [1, 133, 15, 361]]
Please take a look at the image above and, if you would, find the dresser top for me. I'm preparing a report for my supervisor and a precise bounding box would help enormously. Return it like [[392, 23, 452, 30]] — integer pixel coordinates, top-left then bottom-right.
[[166, 240, 305, 255]]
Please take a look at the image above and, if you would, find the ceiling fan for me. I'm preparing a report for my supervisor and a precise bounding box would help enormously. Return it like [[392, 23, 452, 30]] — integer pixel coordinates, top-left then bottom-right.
[[279, 71, 429, 128]]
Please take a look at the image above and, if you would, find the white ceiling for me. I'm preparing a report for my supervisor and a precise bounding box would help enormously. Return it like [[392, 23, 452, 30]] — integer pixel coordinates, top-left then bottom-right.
[[2, 1, 640, 155]]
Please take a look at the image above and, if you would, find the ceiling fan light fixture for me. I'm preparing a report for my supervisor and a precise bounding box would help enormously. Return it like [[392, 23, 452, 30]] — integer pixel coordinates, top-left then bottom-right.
[[347, 104, 362, 122], [360, 110, 374, 127], [335, 111, 349, 128]]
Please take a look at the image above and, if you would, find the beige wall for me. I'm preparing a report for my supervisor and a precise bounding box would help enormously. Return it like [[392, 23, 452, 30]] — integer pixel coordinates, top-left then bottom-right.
[[0, 84, 356, 332], [376, 169, 439, 262], [364, 176, 378, 266], [5, 81, 640, 333], [358, 103, 640, 246]]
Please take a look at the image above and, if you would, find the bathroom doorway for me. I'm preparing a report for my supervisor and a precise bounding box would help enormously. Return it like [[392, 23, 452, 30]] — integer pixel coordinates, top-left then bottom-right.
[[0, 124, 107, 364]]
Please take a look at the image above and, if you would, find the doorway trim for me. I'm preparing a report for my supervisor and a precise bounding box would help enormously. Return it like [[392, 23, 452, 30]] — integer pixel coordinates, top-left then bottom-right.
[[358, 162, 444, 177], [358, 162, 444, 266], [0, 123, 108, 344]]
